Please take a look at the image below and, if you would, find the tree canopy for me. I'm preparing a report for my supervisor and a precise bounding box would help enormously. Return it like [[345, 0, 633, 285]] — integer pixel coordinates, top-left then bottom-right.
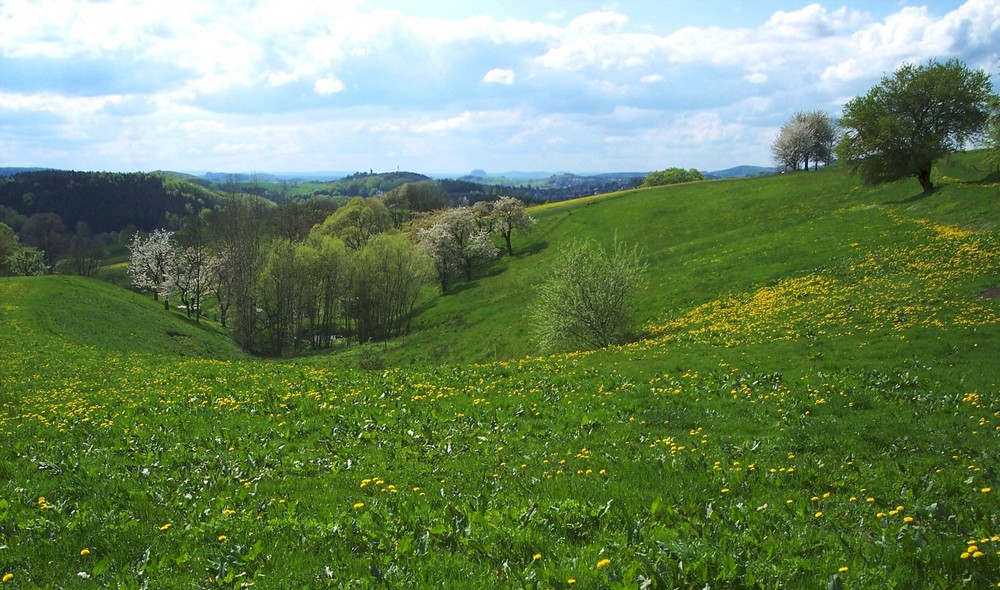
[[836, 59, 995, 194], [772, 111, 836, 172], [641, 167, 704, 188]]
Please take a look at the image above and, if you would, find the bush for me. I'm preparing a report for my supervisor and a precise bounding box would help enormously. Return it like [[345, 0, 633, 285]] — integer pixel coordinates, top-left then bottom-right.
[[531, 238, 647, 352]]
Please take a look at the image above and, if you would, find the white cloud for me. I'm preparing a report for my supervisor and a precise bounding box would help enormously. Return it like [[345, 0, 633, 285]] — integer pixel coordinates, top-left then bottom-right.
[[314, 77, 346, 95], [484, 68, 516, 85], [744, 72, 768, 84], [640, 74, 664, 84]]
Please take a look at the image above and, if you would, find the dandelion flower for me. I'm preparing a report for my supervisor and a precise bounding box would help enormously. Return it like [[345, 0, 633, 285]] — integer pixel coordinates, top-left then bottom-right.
[[217, 535, 227, 542], [159, 523, 171, 531], [567, 579, 576, 585], [533, 554, 541, 561], [80, 548, 90, 556], [839, 566, 848, 573], [2, 573, 12, 583], [903, 516, 914, 524], [353, 502, 365, 510], [982, 487, 992, 493], [814, 511, 823, 518], [596, 558, 611, 568]]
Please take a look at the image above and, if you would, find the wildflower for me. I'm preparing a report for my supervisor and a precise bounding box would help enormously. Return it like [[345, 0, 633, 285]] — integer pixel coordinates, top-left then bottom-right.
[[982, 487, 992, 493], [217, 535, 227, 542], [80, 548, 90, 556], [903, 516, 914, 524], [961, 552, 971, 559], [815, 511, 823, 518], [721, 488, 730, 494], [839, 566, 849, 573], [533, 553, 541, 561], [2, 573, 12, 583], [567, 579, 576, 585], [222, 509, 236, 516], [973, 551, 985, 558], [159, 523, 171, 531], [353, 502, 365, 509], [596, 558, 611, 568]]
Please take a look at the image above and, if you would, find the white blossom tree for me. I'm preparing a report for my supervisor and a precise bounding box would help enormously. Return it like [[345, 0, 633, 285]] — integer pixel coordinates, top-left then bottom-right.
[[491, 196, 535, 255], [417, 206, 498, 291], [127, 229, 177, 309]]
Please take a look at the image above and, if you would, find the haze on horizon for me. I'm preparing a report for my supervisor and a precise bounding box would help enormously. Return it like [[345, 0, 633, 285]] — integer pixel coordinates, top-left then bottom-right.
[[1, 0, 997, 176]]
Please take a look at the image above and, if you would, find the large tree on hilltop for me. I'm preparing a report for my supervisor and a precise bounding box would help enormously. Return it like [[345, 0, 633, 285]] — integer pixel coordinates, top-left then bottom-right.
[[836, 59, 995, 194]]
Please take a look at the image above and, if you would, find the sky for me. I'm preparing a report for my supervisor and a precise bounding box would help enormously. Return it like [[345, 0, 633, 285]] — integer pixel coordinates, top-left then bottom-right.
[[1, 1, 998, 176]]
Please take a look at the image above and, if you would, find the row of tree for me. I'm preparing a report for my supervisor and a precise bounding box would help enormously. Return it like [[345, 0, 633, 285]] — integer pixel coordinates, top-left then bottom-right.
[[774, 59, 999, 194], [126, 194, 535, 356]]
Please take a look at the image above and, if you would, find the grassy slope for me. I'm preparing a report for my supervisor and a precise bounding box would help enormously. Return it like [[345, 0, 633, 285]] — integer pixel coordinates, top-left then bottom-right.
[[0, 153, 998, 588], [325, 152, 998, 369], [0, 275, 245, 359]]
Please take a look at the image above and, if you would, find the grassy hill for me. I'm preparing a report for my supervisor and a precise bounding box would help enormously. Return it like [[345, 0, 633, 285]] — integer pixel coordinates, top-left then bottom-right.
[[0, 154, 998, 588], [333, 152, 998, 370], [0, 275, 245, 359]]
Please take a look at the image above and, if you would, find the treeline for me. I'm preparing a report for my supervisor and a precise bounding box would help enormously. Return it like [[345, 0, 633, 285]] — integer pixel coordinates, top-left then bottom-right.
[[124, 194, 535, 357], [0, 170, 219, 234]]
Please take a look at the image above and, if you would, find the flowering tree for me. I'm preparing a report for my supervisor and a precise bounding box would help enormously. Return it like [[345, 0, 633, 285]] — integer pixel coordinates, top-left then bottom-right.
[[490, 196, 535, 255], [127, 229, 177, 309], [417, 206, 498, 291]]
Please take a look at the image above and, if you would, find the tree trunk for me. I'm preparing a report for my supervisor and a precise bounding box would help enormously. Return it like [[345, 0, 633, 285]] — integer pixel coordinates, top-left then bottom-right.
[[917, 167, 933, 194]]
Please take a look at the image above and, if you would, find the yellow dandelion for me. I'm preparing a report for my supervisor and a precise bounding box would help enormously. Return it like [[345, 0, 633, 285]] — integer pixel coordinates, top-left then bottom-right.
[[80, 548, 90, 556], [567, 579, 576, 585], [217, 535, 227, 542], [903, 516, 914, 524], [353, 502, 365, 509], [961, 552, 971, 559], [814, 511, 823, 518], [838, 566, 848, 573], [159, 523, 172, 531], [982, 487, 992, 493], [596, 558, 611, 568], [3, 573, 13, 583], [973, 551, 985, 558], [533, 553, 541, 561]]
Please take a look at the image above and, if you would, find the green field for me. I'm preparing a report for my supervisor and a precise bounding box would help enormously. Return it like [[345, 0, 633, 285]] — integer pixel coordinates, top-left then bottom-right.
[[1, 155, 998, 588]]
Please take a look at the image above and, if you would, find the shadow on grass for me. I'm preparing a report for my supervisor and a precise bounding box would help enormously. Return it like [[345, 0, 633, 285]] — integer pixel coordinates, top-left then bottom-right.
[[883, 188, 936, 205]]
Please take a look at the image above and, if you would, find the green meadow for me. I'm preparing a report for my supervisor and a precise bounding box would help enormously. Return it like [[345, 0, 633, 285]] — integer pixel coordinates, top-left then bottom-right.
[[1, 154, 999, 588]]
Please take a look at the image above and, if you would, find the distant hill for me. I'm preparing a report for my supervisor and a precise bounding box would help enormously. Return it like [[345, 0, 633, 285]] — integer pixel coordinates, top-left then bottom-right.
[[704, 165, 778, 179], [0, 167, 54, 177], [0, 170, 223, 234]]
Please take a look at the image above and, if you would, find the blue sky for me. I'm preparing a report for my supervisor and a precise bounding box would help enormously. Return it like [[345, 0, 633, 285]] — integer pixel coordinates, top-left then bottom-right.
[[1, 0, 997, 175]]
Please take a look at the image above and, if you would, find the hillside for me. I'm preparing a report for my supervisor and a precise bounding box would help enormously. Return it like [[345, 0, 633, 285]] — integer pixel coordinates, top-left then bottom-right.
[[326, 152, 997, 371], [0, 275, 245, 359], [1, 155, 998, 588]]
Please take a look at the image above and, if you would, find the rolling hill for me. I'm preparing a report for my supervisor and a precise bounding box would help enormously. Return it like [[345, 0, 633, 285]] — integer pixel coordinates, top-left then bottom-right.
[[1, 153, 997, 588]]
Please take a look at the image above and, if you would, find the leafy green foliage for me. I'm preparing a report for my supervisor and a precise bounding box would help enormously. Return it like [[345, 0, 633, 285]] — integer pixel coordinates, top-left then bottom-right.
[[531, 238, 647, 352], [836, 59, 996, 193], [640, 167, 703, 188]]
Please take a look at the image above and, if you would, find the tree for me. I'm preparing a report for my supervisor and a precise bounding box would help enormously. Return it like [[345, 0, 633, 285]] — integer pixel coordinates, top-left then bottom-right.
[[772, 111, 837, 172], [58, 221, 105, 278], [127, 229, 177, 308], [641, 167, 704, 188], [836, 59, 995, 194], [20, 212, 67, 266], [0, 222, 19, 275], [346, 233, 432, 343], [6, 246, 48, 276], [417, 206, 498, 290], [315, 197, 393, 251], [531, 238, 647, 352], [985, 96, 1000, 171], [491, 196, 535, 255]]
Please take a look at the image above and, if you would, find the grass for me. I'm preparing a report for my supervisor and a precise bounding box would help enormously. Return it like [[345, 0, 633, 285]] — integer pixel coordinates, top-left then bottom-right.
[[0, 152, 998, 588]]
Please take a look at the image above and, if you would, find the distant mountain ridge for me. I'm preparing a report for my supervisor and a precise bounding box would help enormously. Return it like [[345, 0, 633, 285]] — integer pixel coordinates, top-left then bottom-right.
[[703, 165, 778, 179]]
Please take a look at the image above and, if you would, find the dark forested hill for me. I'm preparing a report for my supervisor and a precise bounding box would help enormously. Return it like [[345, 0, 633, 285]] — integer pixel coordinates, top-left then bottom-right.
[[0, 171, 221, 233]]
